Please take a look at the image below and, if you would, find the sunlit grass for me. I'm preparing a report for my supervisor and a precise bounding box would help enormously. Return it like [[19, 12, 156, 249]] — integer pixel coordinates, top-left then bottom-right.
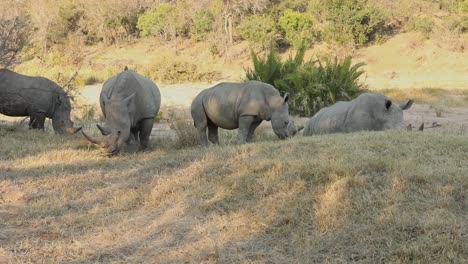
[[1, 123, 467, 263]]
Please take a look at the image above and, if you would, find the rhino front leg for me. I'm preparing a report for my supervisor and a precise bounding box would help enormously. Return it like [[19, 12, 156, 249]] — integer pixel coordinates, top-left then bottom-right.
[[29, 113, 46, 130], [138, 118, 154, 151], [246, 120, 262, 142], [238, 116, 255, 144]]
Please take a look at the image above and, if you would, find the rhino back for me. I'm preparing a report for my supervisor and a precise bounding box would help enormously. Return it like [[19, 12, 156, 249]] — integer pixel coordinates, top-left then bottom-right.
[[201, 81, 278, 129], [305, 101, 351, 134], [101, 70, 160, 120], [0, 69, 61, 117]]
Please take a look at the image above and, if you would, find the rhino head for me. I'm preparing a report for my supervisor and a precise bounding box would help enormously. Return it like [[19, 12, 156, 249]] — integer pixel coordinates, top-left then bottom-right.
[[51, 92, 82, 134], [378, 97, 414, 130], [270, 93, 303, 139], [82, 93, 136, 156]]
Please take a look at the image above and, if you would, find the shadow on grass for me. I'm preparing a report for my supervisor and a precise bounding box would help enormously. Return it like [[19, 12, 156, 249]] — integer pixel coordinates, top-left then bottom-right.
[[2, 131, 468, 263]]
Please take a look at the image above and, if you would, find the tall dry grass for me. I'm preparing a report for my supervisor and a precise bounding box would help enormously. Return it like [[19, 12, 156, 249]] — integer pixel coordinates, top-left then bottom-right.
[[0, 124, 467, 263]]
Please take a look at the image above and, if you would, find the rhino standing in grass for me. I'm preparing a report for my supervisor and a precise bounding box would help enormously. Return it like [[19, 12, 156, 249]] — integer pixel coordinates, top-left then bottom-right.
[[191, 80, 303, 145], [0, 69, 82, 134], [82, 68, 161, 155], [303, 93, 414, 135]]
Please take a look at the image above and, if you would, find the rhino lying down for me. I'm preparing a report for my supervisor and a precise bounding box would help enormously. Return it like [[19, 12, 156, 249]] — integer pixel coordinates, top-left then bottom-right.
[[303, 93, 414, 135], [191, 80, 303, 145], [0, 69, 81, 134], [82, 69, 161, 155]]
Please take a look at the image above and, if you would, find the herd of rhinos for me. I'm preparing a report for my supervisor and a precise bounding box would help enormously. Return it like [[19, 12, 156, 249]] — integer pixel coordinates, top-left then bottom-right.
[[0, 67, 422, 156]]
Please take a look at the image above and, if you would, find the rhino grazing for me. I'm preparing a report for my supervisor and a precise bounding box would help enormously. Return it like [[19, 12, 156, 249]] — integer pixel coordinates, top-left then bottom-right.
[[191, 80, 303, 145], [82, 68, 161, 155], [303, 93, 414, 135], [0, 69, 82, 134]]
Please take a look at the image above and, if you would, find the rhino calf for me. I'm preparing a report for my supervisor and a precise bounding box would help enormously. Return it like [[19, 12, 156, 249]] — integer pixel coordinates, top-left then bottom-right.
[[303, 93, 413, 135], [82, 68, 161, 155], [0, 69, 81, 134], [191, 80, 303, 145]]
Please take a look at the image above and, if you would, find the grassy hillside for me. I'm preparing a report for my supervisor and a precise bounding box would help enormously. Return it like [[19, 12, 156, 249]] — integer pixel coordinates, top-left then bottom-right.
[[1, 125, 467, 263]]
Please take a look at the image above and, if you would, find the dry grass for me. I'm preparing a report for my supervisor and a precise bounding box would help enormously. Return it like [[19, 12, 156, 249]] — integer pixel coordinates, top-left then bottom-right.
[[381, 88, 468, 107], [1, 124, 467, 263]]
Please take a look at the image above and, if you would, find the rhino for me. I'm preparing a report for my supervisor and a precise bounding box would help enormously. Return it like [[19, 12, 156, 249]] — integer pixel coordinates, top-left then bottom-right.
[[303, 93, 413, 135], [191, 80, 303, 145], [82, 69, 161, 155], [0, 69, 81, 134]]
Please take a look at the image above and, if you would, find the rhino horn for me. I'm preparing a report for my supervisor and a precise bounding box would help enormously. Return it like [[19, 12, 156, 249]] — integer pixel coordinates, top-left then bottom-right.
[[82, 130, 104, 146], [296, 125, 304, 132], [65, 126, 82, 134], [97, 124, 111, 135]]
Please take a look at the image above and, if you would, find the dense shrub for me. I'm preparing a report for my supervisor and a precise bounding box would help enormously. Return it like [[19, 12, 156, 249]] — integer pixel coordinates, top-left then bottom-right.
[[137, 3, 187, 40], [238, 15, 277, 49], [406, 16, 435, 37], [246, 46, 365, 116], [313, 0, 387, 45], [192, 11, 214, 41], [278, 9, 315, 48]]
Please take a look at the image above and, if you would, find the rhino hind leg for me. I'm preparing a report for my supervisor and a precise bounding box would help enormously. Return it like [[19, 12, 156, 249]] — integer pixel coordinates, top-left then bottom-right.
[[246, 120, 262, 142], [207, 121, 219, 144], [138, 118, 154, 151], [191, 105, 209, 146], [29, 113, 46, 130]]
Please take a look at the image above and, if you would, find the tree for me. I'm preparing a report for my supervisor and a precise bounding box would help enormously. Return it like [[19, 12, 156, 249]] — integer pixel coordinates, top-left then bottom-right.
[[0, 16, 29, 68]]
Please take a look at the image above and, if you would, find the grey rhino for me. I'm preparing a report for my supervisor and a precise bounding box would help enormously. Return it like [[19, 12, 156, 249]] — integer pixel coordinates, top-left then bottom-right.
[[303, 93, 413, 135], [191, 80, 303, 145], [0, 69, 81, 134], [82, 68, 161, 155]]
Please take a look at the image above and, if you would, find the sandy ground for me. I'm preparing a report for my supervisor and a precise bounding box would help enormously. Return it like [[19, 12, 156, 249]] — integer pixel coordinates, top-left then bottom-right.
[[1, 83, 468, 137]]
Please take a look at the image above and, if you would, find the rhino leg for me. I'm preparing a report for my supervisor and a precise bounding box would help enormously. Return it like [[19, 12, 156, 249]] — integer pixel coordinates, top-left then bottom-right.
[[29, 113, 46, 130], [138, 118, 154, 151], [126, 132, 139, 153], [246, 120, 262, 142], [192, 109, 209, 146], [238, 116, 255, 144], [207, 121, 219, 144]]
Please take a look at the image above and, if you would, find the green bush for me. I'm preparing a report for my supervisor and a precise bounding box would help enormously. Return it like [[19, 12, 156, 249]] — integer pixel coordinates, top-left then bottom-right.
[[406, 16, 435, 37], [246, 46, 365, 116], [192, 11, 214, 41], [278, 9, 315, 48], [314, 0, 387, 45], [238, 15, 277, 49], [137, 3, 186, 40]]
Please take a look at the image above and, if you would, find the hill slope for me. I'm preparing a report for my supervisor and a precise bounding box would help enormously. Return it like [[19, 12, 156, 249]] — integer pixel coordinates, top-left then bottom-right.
[[1, 126, 467, 263]]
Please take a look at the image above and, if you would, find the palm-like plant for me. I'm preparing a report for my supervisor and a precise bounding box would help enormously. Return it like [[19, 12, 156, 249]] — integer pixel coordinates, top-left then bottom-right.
[[246, 45, 366, 116]]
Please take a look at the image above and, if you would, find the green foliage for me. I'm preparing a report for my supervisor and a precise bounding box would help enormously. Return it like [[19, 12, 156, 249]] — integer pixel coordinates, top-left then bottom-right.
[[315, 0, 387, 45], [137, 3, 187, 40], [291, 57, 365, 115], [192, 11, 214, 41], [278, 9, 314, 48], [406, 16, 435, 37], [246, 46, 365, 116], [238, 15, 277, 49]]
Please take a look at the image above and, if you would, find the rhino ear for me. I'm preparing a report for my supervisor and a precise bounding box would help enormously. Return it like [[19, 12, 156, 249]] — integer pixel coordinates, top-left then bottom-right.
[[123, 93, 135, 108], [400, 99, 414, 110], [283, 93, 290, 103], [385, 99, 392, 110]]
